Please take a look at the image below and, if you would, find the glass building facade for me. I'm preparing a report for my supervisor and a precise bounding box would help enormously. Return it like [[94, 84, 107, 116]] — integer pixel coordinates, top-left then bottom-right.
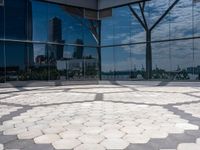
[[0, 0, 200, 83]]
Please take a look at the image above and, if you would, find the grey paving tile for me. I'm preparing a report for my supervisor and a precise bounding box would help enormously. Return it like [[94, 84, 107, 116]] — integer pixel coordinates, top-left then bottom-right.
[[4, 139, 35, 149], [0, 134, 17, 144], [126, 144, 155, 150]]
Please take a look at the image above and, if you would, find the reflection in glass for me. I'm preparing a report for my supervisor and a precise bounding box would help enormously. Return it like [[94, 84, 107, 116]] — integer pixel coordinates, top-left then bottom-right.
[[171, 40, 194, 80], [0, 42, 5, 82], [5, 0, 30, 40], [0, 4, 4, 38], [170, 0, 193, 39], [83, 47, 98, 79], [46, 45, 98, 80], [194, 39, 200, 80], [131, 44, 146, 80], [101, 47, 115, 80], [115, 46, 131, 80], [30, 44, 49, 81], [152, 42, 171, 80], [5, 42, 29, 81], [194, 2, 200, 36], [0, 0, 200, 83], [32, 0, 48, 41]]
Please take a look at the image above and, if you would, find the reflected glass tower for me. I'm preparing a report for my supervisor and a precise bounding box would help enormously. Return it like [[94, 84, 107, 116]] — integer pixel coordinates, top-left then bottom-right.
[[46, 17, 65, 62]]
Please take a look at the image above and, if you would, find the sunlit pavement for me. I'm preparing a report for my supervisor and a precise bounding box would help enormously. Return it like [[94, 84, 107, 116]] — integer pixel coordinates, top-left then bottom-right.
[[0, 81, 200, 150]]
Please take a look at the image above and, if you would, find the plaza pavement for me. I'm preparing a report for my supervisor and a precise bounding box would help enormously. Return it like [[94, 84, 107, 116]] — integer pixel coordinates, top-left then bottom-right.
[[0, 81, 200, 150]]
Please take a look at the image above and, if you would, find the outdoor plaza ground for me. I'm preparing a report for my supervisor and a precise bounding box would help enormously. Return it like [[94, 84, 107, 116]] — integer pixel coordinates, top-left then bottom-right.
[[0, 81, 200, 150]]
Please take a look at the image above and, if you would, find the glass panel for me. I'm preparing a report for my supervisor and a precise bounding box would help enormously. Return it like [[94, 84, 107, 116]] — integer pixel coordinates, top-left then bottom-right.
[[83, 20, 98, 46], [130, 19, 146, 43], [0, 4, 4, 38], [66, 46, 84, 80], [115, 46, 131, 80], [101, 17, 114, 46], [131, 44, 146, 80], [101, 47, 115, 80], [170, 0, 193, 39], [194, 1, 200, 36], [29, 44, 49, 81], [5, 42, 29, 81], [0, 41, 5, 82], [5, 0, 28, 40], [32, 0, 48, 41], [83, 47, 98, 79], [146, 0, 170, 27], [113, 6, 132, 45], [170, 40, 194, 80], [46, 44, 63, 80], [194, 39, 200, 80], [152, 16, 170, 41], [67, 20, 84, 45], [152, 42, 171, 80]]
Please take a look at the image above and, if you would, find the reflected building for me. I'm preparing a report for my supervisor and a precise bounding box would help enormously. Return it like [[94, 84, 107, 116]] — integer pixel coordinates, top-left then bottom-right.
[[0, 0, 200, 83], [73, 39, 84, 59], [46, 17, 65, 62]]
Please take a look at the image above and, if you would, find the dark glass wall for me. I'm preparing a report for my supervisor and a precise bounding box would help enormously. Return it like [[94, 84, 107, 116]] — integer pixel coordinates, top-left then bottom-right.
[[0, 0, 200, 82], [101, 0, 200, 81], [0, 0, 99, 83], [0, 3, 4, 39], [0, 41, 5, 83]]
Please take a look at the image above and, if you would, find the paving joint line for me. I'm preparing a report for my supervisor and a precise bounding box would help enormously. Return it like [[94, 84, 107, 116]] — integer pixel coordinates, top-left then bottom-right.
[[126, 104, 200, 150]]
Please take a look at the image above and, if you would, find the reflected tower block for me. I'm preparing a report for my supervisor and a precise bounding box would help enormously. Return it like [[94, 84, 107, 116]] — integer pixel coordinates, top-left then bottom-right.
[[46, 17, 65, 60]]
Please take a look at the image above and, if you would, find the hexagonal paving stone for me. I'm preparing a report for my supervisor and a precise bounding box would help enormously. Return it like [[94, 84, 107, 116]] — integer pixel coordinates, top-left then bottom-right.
[[120, 126, 144, 134], [197, 138, 200, 144], [101, 138, 129, 150], [28, 124, 49, 131], [84, 121, 104, 127], [42, 127, 65, 134], [52, 139, 81, 149], [142, 130, 168, 138], [101, 129, 125, 138], [78, 134, 105, 144], [175, 123, 199, 130], [59, 130, 83, 139], [17, 130, 43, 139], [3, 127, 27, 135], [177, 143, 200, 150], [102, 124, 122, 130], [69, 119, 86, 124], [82, 127, 104, 134], [75, 144, 105, 150], [0, 144, 3, 150], [34, 134, 60, 144], [65, 124, 85, 131], [123, 134, 150, 144]]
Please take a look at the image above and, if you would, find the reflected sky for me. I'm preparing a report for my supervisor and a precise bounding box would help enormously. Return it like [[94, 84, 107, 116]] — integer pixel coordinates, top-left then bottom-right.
[[102, 0, 200, 46], [32, 0, 97, 46], [101, 0, 200, 74]]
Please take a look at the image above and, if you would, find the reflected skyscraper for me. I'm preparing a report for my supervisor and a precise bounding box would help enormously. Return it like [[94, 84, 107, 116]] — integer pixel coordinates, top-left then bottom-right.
[[46, 17, 65, 61], [73, 39, 84, 59]]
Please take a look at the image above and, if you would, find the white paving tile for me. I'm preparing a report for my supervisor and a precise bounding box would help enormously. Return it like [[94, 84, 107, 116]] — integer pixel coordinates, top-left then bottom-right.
[[177, 143, 200, 150], [101, 138, 129, 150], [52, 139, 81, 149], [34, 134, 60, 144]]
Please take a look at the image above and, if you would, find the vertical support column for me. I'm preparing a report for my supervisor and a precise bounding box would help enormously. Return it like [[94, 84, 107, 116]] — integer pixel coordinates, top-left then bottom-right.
[[146, 30, 152, 79]]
